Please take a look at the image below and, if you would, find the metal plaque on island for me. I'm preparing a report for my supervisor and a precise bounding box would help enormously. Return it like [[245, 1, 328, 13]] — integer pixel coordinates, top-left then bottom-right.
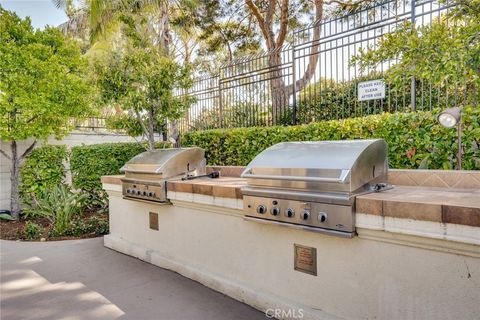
[[149, 212, 159, 230], [294, 244, 317, 276]]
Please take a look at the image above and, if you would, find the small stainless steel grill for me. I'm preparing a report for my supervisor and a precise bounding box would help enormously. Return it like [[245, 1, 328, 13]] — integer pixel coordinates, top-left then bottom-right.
[[241, 139, 389, 237], [121, 148, 206, 203]]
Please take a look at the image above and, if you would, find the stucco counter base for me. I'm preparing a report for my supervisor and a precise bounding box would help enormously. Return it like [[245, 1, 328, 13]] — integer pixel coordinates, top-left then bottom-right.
[[102, 177, 480, 320]]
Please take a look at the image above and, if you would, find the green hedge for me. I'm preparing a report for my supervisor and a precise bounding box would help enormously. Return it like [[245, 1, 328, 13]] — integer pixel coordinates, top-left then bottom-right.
[[182, 107, 480, 170], [20, 145, 68, 201], [70, 142, 148, 196]]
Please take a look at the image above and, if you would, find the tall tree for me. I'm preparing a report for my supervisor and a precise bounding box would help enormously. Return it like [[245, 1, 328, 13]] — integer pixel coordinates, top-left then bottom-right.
[[0, 8, 93, 218], [93, 45, 193, 150], [239, 0, 398, 121], [242, 0, 323, 120], [193, 0, 261, 66], [54, 0, 89, 44], [88, 0, 198, 55], [92, 13, 193, 150]]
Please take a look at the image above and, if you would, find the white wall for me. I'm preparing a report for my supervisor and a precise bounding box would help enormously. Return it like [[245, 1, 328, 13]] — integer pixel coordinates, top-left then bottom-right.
[[104, 185, 480, 320], [0, 131, 138, 210]]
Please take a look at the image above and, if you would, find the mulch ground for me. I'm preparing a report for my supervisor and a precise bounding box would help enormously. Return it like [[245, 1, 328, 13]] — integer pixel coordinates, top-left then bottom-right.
[[0, 212, 107, 241], [0, 219, 26, 240]]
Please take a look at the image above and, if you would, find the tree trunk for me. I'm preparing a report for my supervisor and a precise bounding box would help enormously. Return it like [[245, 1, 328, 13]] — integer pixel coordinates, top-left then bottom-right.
[[8, 140, 37, 219], [171, 120, 180, 148], [246, 0, 324, 124], [268, 48, 287, 124], [159, 3, 171, 55], [10, 141, 21, 219], [147, 107, 156, 150], [285, 0, 323, 95]]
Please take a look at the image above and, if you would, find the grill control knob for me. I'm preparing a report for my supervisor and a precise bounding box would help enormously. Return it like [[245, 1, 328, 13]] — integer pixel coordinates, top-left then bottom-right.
[[126, 189, 131, 194], [143, 191, 147, 196], [271, 207, 280, 216], [319, 212, 328, 223], [285, 208, 295, 218], [301, 211, 310, 220], [148, 192, 153, 197], [257, 205, 266, 214], [137, 190, 142, 195]]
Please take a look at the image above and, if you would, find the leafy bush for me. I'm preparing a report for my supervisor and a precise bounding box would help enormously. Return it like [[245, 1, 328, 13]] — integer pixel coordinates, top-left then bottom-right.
[[71, 143, 145, 196], [182, 107, 480, 170], [189, 102, 271, 130], [70, 142, 169, 208], [59, 216, 109, 237], [20, 145, 68, 202], [351, 12, 479, 108], [23, 185, 87, 235], [24, 221, 43, 240]]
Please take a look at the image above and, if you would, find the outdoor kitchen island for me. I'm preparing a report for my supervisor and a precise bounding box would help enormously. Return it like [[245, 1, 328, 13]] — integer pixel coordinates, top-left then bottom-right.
[[102, 171, 480, 320]]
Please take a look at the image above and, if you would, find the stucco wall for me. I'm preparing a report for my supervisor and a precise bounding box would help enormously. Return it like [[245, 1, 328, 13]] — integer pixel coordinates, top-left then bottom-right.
[[103, 185, 480, 320], [0, 131, 137, 210]]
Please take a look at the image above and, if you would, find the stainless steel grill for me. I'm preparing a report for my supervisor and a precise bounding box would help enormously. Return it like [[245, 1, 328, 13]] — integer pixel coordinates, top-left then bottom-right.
[[121, 148, 206, 203], [241, 139, 389, 237]]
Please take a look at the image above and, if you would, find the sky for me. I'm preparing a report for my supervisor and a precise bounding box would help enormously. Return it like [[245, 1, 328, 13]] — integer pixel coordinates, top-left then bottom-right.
[[0, 0, 67, 29]]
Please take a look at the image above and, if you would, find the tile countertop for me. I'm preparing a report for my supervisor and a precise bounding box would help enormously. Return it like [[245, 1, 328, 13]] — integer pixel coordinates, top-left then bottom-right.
[[101, 175, 480, 228], [356, 186, 480, 227]]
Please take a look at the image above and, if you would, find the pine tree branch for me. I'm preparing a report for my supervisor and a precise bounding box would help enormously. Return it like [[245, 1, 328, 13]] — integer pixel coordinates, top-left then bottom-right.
[[245, 0, 269, 42], [265, 0, 277, 28], [285, 0, 324, 95], [276, 0, 289, 46]]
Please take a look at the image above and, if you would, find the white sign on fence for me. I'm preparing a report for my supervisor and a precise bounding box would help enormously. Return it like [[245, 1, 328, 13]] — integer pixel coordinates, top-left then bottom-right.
[[358, 80, 386, 101]]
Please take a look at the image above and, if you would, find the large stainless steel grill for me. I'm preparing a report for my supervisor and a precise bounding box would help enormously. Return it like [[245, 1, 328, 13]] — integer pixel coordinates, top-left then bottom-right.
[[121, 148, 206, 203], [241, 139, 389, 237]]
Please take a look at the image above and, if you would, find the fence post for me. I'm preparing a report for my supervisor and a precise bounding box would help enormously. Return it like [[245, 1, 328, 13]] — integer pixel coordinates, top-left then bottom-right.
[[410, 0, 416, 111], [291, 46, 297, 125], [218, 76, 223, 128]]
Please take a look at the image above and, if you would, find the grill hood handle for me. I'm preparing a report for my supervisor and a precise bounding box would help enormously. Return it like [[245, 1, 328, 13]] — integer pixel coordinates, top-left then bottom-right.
[[241, 169, 350, 184]]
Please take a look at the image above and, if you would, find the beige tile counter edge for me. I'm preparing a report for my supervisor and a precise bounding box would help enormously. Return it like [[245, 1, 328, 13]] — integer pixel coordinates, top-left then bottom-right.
[[102, 176, 480, 228]]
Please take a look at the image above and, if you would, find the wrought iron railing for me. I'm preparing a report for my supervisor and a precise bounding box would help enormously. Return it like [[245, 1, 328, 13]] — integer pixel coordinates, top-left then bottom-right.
[[70, 117, 111, 131], [176, 0, 477, 132]]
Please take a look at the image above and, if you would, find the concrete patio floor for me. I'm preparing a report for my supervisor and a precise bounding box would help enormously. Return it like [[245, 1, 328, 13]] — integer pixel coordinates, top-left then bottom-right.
[[0, 238, 266, 320]]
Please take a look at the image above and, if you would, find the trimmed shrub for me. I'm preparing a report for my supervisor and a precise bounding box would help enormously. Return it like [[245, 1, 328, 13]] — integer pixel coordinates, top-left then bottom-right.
[[70, 142, 147, 198], [182, 107, 480, 170], [20, 145, 68, 201]]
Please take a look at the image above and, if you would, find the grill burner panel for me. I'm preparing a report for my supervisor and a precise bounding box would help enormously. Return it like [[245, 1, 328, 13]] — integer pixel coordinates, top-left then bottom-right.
[[244, 195, 354, 233], [122, 180, 164, 202], [241, 139, 389, 237]]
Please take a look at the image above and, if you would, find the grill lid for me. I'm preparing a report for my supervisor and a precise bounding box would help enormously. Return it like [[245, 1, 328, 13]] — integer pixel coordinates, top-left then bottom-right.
[[121, 147, 205, 179], [241, 139, 388, 193]]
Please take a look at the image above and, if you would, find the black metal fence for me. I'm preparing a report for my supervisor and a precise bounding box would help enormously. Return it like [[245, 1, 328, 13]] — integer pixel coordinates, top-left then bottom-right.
[[176, 0, 477, 132], [70, 117, 110, 131]]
